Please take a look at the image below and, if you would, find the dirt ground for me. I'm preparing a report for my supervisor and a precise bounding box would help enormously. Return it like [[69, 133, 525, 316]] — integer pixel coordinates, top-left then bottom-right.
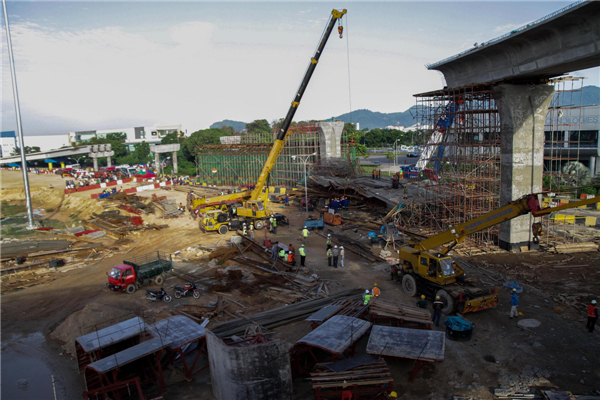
[[1, 170, 599, 399]]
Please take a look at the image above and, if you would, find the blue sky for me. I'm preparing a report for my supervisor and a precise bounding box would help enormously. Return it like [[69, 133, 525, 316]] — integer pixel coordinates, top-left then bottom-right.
[[1, 1, 598, 136]]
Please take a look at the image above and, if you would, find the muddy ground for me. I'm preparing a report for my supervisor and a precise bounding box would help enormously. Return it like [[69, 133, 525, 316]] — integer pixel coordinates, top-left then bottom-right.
[[1, 170, 599, 399]]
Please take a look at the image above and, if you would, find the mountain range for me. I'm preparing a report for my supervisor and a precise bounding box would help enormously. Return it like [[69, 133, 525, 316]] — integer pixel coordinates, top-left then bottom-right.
[[210, 85, 599, 131]]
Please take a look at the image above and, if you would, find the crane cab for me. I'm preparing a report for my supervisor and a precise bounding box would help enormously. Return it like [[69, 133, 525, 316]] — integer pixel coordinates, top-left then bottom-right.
[[414, 252, 461, 286], [237, 200, 268, 219]]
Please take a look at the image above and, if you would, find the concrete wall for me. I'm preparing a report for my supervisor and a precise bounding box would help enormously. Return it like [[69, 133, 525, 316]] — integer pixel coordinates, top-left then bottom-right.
[[494, 84, 555, 251], [206, 331, 293, 400], [318, 121, 344, 158]]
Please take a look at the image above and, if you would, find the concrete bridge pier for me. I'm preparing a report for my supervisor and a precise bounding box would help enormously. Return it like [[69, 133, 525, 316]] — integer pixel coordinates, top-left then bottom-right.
[[172, 151, 178, 174], [493, 83, 554, 252]]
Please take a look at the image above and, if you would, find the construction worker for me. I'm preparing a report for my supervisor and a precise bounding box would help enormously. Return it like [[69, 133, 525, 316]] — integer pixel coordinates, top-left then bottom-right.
[[271, 215, 278, 234], [363, 289, 372, 305], [332, 245, 339, 268], [586, 299, 598, 333], [327, 247, 333, 266], [340, 246, 345, 267], [371, 283, 380, 298], [278, 247, 286, 260], [288, 243, 295, 257], [302, 226, 310, 244], [299, 244, 306, 267], [249, 222, 255, 240], [326, 234, 332, 250], [510, 288, 519, 319], [285, 194, 290, 206], [287, 251, 296, 266], [270, 241, 279, 261], [387, 391, 398, 399], [242, 223, 247, 236], [417, 295, 428, 309], [432, 296, 443, 327]]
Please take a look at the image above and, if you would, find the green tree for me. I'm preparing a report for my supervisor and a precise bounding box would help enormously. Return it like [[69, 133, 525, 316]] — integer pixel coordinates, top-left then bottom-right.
[[181, 128, 232, 162], [246, 119, 271, 134], [133, 141, 151, 164], [11, 146, 40, 156], [160, 132, 185, 145]]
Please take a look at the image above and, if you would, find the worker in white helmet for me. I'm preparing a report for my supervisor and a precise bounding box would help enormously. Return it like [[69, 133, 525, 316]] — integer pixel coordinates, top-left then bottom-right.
[[326, 234, 332, 250], [363, 289, 372, 305], [432, 295, 443, 327], [302, 225, 309, 244], [332, 245, 339, 268]]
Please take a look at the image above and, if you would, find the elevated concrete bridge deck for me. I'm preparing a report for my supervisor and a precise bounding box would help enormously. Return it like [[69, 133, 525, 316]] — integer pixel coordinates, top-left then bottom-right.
[[428, 0, 600, 87]]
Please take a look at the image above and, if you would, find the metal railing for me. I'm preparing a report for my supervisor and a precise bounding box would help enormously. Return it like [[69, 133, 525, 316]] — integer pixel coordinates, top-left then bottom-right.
[[426, 0, 587, 69]]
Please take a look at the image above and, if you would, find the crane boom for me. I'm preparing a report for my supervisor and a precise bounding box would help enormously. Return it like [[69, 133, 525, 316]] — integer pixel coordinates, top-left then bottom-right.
[[414, 193, 600, 252], [250, 8, 347, 201]]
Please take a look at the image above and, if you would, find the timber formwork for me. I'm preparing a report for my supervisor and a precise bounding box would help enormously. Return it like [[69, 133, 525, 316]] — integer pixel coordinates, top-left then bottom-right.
[[409, 85, 502, 247], [195, 123, 358, 187]]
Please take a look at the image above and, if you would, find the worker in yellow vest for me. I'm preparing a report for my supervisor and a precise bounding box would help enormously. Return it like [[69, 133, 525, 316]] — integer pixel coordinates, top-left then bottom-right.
[[363, 290, 372, 305], [242, 223, 247, 236], [299, 244, 306, 267], [302, 226, 309, 244], [372, 283, 380, 298]]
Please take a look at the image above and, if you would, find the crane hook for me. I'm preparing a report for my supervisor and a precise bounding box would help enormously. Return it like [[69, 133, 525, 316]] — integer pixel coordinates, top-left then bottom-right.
[[338, 20, 343, 39]]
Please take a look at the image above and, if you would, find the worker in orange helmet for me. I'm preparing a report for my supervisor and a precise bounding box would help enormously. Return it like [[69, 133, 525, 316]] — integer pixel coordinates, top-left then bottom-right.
[[371, 283, 380, 298]]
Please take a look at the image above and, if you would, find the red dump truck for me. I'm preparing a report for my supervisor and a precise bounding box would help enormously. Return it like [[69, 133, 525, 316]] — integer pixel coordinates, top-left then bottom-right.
[[107, 251, 173, 294]]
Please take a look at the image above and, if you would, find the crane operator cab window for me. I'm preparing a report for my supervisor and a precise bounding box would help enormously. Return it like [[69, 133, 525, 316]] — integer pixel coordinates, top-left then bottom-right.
[[439, 258, 455, 277]]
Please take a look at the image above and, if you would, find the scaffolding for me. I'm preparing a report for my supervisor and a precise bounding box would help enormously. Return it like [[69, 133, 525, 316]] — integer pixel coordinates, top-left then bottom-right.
[[403, 85, 502, 247], [195, 122, 359, 187]]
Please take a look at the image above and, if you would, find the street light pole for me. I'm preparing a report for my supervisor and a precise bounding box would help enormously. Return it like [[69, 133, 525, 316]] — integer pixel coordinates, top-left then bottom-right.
[[3, 0, 35, 229], [292, 152, 317, 213]]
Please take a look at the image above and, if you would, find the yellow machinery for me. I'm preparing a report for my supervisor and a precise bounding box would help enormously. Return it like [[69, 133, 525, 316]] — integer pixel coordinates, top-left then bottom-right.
[[194, 9, 347, 234], [392, 193, 600, 314]]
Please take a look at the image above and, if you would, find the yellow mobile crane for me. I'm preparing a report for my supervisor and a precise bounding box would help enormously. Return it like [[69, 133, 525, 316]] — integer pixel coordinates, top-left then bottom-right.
[[194, 9, 347, 234], [392, 193, 600, 314]]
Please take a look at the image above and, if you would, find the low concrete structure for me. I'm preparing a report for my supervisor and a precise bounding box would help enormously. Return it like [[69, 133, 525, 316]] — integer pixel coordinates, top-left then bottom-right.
[[206, 331, 293, 400], [150, 143, 180, 174]]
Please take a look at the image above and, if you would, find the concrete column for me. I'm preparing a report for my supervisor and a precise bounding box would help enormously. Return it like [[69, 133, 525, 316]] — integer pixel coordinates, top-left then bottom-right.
[[92, 157, 98, 171], [318, 121, 344, 158], [106, 156, 112, 168], [590, 156, 598, 177], [493, 84, 554, 252], [154, 153, 160, 177], [172, 151, 178, 174]]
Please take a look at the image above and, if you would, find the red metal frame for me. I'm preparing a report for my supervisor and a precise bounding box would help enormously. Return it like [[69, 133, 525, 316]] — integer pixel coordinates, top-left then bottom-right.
[[165, 338, 209, 381], [82, 377, 145, 400], [313, 381, 394, 400]]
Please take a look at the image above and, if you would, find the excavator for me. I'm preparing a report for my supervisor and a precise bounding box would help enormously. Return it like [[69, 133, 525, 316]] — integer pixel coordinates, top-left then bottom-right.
[[195, 9, 347, 234], [392, 192, 600, 314]]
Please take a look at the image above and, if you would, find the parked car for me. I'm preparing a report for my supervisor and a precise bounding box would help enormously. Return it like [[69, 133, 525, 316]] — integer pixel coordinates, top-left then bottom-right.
[[406, 153, 420, 158]]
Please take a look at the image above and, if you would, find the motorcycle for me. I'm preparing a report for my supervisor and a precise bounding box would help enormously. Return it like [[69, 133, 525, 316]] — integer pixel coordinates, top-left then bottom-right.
[[146, 287, 172, 303], [173, 282, 200, 299]]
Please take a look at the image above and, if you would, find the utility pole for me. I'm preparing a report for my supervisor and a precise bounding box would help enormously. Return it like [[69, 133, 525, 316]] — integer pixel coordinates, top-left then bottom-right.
[[3, 0, 35, 229]]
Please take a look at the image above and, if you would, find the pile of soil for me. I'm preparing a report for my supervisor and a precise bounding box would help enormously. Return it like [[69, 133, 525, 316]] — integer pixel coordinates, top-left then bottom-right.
[[49, 302, 137, 356]]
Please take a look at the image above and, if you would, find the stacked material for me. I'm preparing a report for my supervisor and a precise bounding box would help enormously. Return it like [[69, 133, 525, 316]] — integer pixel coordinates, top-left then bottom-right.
[[212, 288, 364, 338], [369, 299, 433, 329], [309, 359, 394, 400]]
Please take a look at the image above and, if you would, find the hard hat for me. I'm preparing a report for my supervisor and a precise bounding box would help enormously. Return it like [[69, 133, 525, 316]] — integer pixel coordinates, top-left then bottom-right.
[[390, 392, 398, 398], [301, 244, 304, 247], [421, 295, 426, 299], [289, 251, 292, 254], [340, 246, 344, 249], [334, 245, 338, 248], [304, 226, 307, 228], [328, 234, 331, 237], [512, 288, 517, 292], [436, 296, 440, 300], [365, 290, 370, 294], [374, 283, 378, 287], [243, 223, 246, 225], [592, 300, 597, 304]]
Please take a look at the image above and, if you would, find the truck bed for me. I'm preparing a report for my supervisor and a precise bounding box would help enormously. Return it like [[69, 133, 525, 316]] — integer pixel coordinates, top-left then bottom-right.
[[124, 251, 172, 280]]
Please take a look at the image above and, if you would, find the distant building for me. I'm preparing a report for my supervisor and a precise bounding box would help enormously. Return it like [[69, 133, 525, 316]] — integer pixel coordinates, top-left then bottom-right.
[[68, 125, 183, 150], [544, 105, 600, 176], [0, 131, 17, 157]]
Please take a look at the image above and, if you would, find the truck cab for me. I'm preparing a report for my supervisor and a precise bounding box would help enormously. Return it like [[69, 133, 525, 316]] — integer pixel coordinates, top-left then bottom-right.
[[107, 264, 136, 293], [414, 252, 460, 286]]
